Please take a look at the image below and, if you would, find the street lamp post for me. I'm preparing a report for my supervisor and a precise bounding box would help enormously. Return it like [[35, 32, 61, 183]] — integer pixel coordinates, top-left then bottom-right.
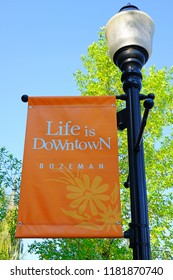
[[106, 4, 155, 260]]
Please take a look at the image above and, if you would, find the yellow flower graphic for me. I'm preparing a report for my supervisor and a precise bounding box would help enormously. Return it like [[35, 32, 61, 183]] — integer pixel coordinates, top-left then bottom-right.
[[50, 168, 122, 234], [67, 174, 110, 216], [97, 205, 122, 232]]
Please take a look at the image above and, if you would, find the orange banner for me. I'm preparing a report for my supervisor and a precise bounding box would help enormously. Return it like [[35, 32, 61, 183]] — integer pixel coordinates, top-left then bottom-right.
[[16, 96, 122, 238]]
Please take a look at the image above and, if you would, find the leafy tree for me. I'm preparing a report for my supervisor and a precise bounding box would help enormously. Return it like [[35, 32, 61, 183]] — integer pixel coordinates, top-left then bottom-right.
[[29, 29, 173, 260], [0, 147, 22, 259]]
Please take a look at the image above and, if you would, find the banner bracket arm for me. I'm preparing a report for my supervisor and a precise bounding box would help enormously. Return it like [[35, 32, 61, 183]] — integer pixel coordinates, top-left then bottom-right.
[[134, 98, 154, 151], [116, 94, 127, 100]]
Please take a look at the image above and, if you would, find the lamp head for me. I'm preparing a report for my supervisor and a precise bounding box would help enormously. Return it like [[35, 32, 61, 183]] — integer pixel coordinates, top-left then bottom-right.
[[105, 4, 155, 66]]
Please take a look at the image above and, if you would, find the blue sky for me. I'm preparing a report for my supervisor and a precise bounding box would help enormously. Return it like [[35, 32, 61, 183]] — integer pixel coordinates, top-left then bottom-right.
[[0, 0, 173, 259], [0, 0, 173, 160]]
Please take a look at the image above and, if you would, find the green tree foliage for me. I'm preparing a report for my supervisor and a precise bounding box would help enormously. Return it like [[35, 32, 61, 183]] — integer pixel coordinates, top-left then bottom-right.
[[29, 29, 173, 260], [0, 147, 22, 259]]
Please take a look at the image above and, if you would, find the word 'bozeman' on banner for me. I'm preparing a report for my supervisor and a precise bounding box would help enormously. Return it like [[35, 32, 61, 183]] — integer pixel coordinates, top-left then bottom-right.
[[16, 96, 122, 238]]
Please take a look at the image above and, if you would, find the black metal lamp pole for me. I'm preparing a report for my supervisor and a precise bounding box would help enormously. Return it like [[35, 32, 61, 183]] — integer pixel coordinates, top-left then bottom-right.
[[106, 5, 155, 260], [117, 47, 151, 260]]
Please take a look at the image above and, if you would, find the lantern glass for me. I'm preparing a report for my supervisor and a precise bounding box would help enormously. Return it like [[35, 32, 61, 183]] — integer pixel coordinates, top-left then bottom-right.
[[105, 8, 155, 63]]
